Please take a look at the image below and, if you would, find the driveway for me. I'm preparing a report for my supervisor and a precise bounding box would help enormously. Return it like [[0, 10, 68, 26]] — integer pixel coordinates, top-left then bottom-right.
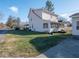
[[0, 30, 8, 42], [36, 38, 79, 58], [0, 30, 8, 34]]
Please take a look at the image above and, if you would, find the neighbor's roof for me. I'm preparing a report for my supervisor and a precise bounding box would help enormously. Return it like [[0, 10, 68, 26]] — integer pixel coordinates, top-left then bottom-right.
[[70, 13, 79, 17]]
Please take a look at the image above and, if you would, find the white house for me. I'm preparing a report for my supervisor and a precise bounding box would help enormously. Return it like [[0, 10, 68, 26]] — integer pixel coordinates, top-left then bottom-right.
[[28, 8, 63, 33], [70, 13, 79, 35]]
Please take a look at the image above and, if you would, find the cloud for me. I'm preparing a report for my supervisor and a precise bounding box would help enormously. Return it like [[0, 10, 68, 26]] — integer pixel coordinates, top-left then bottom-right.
[[60, 13, 68, 17], [60, 10, 79, 22], [59, 12, 78, 22], [59, 13, 70, 21], [60, 13, 71, 18], [9, 6, 18, 14]]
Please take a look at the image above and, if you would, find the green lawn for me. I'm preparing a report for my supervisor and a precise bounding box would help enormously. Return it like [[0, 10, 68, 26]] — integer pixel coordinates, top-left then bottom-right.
[[0, 30, 71, 57]]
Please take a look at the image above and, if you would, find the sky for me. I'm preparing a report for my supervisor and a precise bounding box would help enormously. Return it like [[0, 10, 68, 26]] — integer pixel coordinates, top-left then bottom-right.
[[0, 0, 79, 23]]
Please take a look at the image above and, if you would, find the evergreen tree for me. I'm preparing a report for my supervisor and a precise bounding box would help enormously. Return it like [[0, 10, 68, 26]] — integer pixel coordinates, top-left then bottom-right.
[[45, 0, 54, 12]]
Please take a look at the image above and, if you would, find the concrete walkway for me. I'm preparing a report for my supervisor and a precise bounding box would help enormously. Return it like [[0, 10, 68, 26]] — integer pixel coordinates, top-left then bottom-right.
[[36, 38, 79, 58]]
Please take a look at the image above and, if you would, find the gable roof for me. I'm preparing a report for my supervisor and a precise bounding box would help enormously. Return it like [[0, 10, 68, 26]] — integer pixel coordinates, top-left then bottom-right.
[[32, 9, 42, 19], [36, 8, 58, 17], [28, 8, 58, 18]]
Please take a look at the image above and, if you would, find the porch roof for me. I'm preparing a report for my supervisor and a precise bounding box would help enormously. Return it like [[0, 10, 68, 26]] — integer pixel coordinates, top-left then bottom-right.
[[70, 13, 79, 17]]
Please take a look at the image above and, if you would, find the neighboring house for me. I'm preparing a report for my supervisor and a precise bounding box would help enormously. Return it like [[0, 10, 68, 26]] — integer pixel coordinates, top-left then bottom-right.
[[19, 22, 29, 30], [0, 23, 8, 30], [64, 21, 72, 27], [28, 8, 64, 33], [70, 13, 79, 35], [58, 21, 72, 32]]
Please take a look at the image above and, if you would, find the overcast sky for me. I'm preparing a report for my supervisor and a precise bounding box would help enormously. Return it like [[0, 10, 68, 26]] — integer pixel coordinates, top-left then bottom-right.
[[0, 0, 79, 23]]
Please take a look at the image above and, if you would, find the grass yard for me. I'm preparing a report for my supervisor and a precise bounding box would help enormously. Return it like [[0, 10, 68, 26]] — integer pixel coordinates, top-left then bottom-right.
[[0, 30, 71, 57]]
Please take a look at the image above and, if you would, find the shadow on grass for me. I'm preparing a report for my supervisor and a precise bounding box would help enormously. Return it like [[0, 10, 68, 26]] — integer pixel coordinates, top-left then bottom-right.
[[30, 34, 71, 54], [5, 30, 46, 35]]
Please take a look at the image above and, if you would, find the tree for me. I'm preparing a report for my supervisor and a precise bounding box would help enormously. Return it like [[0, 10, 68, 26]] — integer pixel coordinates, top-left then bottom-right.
[[16, 17, 21, 27], [6, 16, 17, 28], [45, 0, 54, 12], [6, 16, 12, 28], [0, 12, 4, 22], [6, 16, 21, 30]]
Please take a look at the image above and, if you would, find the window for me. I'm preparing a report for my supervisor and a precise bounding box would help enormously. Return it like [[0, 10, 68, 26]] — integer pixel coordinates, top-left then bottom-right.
[[43, 23, 48, 28], [51, 23, 54, 28], [77, 21, 79, 30], [32, 25, 33, 28], [51, 23, 56, 28], [30, 18, 32, 21]]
